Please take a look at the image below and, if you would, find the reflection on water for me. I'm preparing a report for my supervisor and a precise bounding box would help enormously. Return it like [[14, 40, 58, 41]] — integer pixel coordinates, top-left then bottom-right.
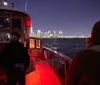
[[42, 38, 86, 58]]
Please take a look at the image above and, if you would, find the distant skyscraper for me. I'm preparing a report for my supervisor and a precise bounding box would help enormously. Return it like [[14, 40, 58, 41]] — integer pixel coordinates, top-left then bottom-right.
[[48, 30, 51, 33], [59, 31, 63, 35], [29, 26, 33, 36], [37, 30, 41, 35]]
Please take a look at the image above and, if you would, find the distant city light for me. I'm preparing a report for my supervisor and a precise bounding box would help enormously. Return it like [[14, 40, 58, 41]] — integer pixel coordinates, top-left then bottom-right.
[[31, 30, 89, 38], [29, 26, 33, 36]]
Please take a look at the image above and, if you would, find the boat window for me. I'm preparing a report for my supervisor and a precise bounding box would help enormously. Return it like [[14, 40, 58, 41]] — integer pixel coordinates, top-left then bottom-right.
[[0, 32, 10, 41], [36, 39, 41, 48], [0, 11, 10, 29], [12, 12, 21, 29], [29, 38, 35, 49]]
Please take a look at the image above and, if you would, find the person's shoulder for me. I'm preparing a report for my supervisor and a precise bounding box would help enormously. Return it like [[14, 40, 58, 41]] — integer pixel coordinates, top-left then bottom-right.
[[73, 49, 92, 61], [17, 42, 23, 45], [16, 42, 26, 48], [4, 42, 12, 48], [73, 49, 96, 64], [74, 49, 86, 56], [74, 48, 93, 57]]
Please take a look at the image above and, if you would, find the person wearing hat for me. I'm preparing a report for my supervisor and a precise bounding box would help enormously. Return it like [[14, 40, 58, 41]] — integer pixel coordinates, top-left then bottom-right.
[[66, 21, 100, 85], [0, 32, 30, 85]]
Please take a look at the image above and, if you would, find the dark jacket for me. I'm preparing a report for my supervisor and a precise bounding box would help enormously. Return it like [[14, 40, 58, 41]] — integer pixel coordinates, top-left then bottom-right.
[[66, 45, 100, 85], [0, 41, 30, 72]]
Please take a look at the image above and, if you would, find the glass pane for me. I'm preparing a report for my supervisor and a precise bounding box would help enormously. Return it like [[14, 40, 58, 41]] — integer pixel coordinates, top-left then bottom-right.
[[29, 39, 35, 49], [0, 11, 10, 29], [12, 12, 21, 29], [36, 39, 41, 48], [0, 32, 10, 41]]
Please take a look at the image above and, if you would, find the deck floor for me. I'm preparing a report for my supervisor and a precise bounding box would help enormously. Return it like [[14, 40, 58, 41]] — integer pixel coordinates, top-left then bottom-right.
[[25, 60, 61, 85]]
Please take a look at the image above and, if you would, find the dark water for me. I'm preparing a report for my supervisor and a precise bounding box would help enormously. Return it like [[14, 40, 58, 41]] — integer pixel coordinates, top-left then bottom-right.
[[42, 38, 86, 58]]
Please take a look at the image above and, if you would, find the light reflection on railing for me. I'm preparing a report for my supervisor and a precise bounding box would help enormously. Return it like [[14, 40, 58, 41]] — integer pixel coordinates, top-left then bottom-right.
[[43, 46, 72, 85]]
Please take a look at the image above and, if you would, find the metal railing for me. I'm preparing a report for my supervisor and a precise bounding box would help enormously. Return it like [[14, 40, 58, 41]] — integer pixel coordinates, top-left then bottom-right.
[[43, 46, 72, 85]]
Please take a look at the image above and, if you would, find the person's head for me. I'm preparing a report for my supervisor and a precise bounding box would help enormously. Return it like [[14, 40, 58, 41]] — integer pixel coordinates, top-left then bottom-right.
[[88, 21, 100, 47], [10, 32, 20, 42]]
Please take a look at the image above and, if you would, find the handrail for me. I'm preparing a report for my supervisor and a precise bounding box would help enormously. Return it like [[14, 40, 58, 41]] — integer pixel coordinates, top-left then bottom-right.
[[43, 46, 72, 63], [43, 46, 72, 85]]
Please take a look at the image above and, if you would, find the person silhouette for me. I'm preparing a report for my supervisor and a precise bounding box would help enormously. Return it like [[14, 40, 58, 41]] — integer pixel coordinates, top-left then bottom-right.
[[66, 21, 100, 85], [0, 32, 30, 85]]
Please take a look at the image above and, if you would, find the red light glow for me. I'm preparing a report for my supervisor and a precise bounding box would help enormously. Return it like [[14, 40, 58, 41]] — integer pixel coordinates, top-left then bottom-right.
[[25, 16, 31, 27], [25, 61, 61, 85]]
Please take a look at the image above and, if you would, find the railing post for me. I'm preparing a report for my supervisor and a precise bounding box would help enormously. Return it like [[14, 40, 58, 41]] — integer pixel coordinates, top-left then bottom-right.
[[57, 58, 59, 76], [64, 60, 67, 85], [43, 50, 48, 59], [52, 53, 54, 68]]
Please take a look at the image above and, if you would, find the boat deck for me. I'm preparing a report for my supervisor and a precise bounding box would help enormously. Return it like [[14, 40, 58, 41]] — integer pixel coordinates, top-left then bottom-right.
[[25, 59, 61, 85]]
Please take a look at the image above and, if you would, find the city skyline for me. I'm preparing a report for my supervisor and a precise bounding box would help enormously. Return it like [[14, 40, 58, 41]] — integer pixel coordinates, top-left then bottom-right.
[[29, 27, 90, 38], [8, 0, 100, 36]]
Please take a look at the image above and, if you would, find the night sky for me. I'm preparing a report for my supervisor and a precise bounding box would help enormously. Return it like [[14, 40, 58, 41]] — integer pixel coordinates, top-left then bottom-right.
[[8, 0, 100, 36]]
